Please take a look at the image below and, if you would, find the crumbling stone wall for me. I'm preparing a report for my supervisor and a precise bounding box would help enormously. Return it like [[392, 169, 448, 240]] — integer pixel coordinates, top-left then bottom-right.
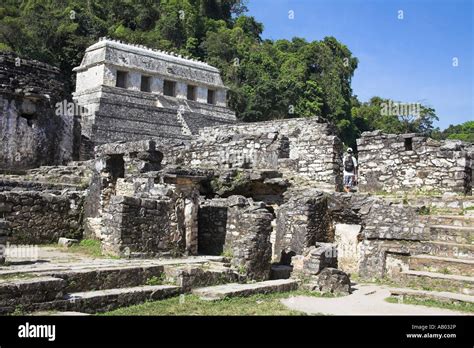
[[0, 191, 84, 244], [357, 200, 429, 279], [357, 131, 472, 195], [274, 191, 333, 264], [177, 118, 343, 190], [198, 196, 273, 280], [92, 142, 202, 257], [222, 196, 273, 280], [326, 192, 429, 279], [0, 53, 77, 170], [180, 132, 284, 170], [101, 195, 185, 257]]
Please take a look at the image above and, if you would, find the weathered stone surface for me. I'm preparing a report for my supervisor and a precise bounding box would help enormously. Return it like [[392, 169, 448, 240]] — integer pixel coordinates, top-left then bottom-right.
[[208, 169, 289, 204], [308, 267, 351, 294], [0, 191, 85, 244], [275, 191, 332, 264], [58, 238, 79, 248], [54, 285, 180, 314], [334, 224, 362, 274], [192, 279, 298, 300], [357, 132, 472, 195], [291, 243, 337, 276], [389, 287, 474, 304], [100, 194, 187, 257], [45, 265, 165, 292], [408, 254, 474, 277], [402, 270, 474, 296], [175, 118, 343, 191], [198, 195, 273, 280], [0, 277, 66, 308], [0, 52, 77, 170], [164, 265, 241, 292]]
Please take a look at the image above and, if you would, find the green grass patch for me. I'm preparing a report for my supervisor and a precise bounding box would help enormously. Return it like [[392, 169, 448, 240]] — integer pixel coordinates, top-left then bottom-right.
[[101, 290, 336, 316], [0, 272, 38, 282], [385, 295, 474, 313], [67, 239, 112, 258], [145, 274, 171, 286]]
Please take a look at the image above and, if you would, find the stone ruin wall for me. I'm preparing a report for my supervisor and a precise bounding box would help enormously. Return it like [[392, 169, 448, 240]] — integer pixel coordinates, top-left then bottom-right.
[[0, 53, 77, 170], [172, 118, 343, 191], [198, 196, 273, 280], [357, 130, 472, 195], [332, 193, 429, 279], [0, 190, 85, 244], [275, 192, 333, 264], [101, 195, 186, 257]]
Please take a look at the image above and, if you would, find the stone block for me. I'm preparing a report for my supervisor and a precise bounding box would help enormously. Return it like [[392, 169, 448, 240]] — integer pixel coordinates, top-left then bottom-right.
[[310, 267, 351, 294], [335, 224, 362, 274], [58, 237, 79, 247], [291, 243, 337, 276]]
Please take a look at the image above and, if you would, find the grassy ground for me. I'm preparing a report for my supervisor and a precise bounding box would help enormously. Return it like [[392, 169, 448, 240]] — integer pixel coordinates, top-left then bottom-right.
[[385, 295, 474, 313], [57, 239, 120, 259], [101, 291, 335, 316], [66, 239, 103, 257]]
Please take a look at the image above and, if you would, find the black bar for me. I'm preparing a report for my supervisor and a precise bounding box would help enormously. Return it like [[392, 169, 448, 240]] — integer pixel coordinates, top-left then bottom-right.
[[0, 315, 471, 346]]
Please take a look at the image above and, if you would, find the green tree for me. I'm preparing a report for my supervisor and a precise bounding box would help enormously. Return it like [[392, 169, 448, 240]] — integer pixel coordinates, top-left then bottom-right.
[[432, 121, 474, 143]]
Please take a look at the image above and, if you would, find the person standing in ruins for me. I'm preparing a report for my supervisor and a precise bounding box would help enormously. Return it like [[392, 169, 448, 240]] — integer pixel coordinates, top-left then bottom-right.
[[343, 148, 358, 192]]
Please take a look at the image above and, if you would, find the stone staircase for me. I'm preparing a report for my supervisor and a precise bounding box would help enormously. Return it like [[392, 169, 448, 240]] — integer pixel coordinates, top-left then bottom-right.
[[192, 279, 298, 300], [1, 161, 93, 190], [25, 162, 93, 187], [176, 109, 193, 136], [401, 215, 474, 296], [0, 257, 298, 314]]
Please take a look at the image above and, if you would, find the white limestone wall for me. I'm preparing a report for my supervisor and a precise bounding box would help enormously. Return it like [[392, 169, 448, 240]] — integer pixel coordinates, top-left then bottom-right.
[[151, 77, 164, 94], [176, 82, 187, 99], [216, 89, 227, 107], [196, 86, 208, 103], [75, 65, 105, 93], [128, 72, 141, 91], [103, 65, 115, 87]]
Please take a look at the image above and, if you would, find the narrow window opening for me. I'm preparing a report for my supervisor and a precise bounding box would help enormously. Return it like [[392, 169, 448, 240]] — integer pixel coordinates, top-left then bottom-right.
[[163, 80, 176, 97], [140, 76, 151, 92], [207, 89, 215, 104], [404, 137, 413, 151], [187, 85, 196, 101], [116, 71, 128, 88]]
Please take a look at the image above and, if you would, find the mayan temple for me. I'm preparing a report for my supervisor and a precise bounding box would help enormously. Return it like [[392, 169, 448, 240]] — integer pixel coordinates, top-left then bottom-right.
[[73, 38, 237, 158]]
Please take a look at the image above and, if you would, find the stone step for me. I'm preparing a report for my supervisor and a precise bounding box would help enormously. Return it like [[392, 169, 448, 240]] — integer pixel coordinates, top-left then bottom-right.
[[192, 279, 298, 300], [31, 285, 181, 314], [402, 270, 474, 295], [0, 276, 65, 312], [422, 241, 474, 259], [163, 265, 241, 292], [429, 225, 474, 245], [41, 264, 165, 292], [389, 287, 474, 304], [422, 215, 474, 227], [408, 255, 474, 276]]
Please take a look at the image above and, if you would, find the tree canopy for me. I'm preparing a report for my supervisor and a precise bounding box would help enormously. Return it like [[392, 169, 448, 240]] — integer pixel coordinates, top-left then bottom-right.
[[1, 0, 467, 148]]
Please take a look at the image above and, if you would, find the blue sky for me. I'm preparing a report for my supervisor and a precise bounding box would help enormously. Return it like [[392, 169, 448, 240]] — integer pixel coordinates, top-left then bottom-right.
[[246, 0, 473, 130]]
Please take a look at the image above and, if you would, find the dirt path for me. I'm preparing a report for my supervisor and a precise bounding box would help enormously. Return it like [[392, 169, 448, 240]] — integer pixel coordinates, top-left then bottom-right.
[[281, 283, 470, 315]]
